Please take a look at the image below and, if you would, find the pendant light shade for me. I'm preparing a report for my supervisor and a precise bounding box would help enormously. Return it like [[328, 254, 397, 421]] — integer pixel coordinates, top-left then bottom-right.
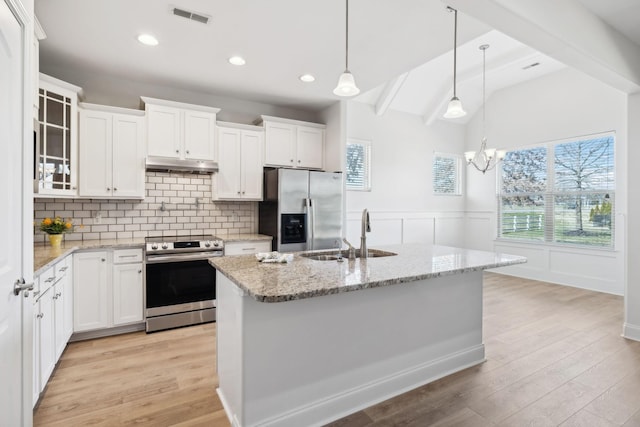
[[334, 0, 360, 97], [443, 7, 466, 119], [444, 96, 465, 118], [334, 70, 360, 96]]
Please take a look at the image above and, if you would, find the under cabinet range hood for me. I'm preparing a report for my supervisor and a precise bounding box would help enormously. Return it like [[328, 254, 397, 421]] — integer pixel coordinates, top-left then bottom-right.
[[145, 156, 218, 174]]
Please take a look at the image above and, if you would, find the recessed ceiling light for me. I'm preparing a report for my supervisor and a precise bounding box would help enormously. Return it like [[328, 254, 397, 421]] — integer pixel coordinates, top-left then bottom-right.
[[137, 34, 159, 46], [228, 56, 246, 66], [299, 74, 316, 83]]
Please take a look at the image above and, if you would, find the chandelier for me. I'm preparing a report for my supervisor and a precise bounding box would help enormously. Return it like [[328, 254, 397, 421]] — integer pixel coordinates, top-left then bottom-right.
[[464, 44, 505, 173]]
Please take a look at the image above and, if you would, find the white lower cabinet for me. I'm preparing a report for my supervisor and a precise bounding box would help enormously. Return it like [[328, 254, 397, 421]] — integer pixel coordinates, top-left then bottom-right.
[[33, 254, 74, 407], [112, 257, 144, 326], [73, 251, 109, 332], [73, 248, 143, 333], [224, 240, 272, 256]]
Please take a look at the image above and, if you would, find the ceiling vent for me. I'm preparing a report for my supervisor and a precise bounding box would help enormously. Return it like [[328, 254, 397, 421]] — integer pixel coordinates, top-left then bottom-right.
[[172, 7, 210, 24]]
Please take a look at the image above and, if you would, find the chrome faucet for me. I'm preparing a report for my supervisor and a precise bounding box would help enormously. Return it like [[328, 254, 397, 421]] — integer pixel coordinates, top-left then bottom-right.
[[360, 208, 371, 258]]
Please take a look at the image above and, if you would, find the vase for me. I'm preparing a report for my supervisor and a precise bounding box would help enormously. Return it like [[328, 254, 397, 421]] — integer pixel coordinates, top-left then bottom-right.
[[48, 234, 63, 247]]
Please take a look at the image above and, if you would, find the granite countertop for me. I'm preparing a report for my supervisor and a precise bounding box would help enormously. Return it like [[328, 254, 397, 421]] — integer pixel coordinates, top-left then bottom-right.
[[34, 233, 272, 275], [34, 238, 146, 275], [210, 243, 527, 303]]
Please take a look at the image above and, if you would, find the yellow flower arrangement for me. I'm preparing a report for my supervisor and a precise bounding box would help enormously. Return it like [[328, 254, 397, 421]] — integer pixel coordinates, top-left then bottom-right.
[[39, 216, 74, 235]]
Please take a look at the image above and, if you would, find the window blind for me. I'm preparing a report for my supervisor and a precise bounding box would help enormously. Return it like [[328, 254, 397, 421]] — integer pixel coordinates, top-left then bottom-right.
[[499, 133, 615, 248], [346, 140, 371, 191], [433, 154, 461, 195]]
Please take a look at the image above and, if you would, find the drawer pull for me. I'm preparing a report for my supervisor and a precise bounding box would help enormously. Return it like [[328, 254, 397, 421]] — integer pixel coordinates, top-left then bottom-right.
[[59, 266, 68, 272], [117, 254, 139, 259]]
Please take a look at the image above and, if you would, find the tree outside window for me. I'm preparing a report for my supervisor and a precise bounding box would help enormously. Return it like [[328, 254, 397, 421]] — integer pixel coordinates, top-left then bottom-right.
[[499, 134, 615, 247]]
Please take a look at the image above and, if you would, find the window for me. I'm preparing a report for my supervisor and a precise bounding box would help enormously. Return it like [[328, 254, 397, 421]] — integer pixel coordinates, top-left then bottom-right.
[[499, 133, 615, 247], [346, 139, 371, 191], [433, 153, 461, 195]]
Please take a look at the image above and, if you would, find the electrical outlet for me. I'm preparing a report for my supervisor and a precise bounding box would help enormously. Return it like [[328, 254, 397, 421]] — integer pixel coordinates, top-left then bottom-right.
[[94, 212, 102, 224]]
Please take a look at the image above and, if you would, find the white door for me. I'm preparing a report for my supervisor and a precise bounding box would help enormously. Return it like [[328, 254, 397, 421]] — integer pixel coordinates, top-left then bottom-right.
[[79, 109, 112, 197], [184, 110, 215, 160], [112, 263, 143, 326], [73, 251, 110, 332], [112, 114, 144, 198], [240, 130, 263, 200], [0, 1, 27, 425], [146, 104, 181, 158], [296, 126, 324, 170], [215, 127, 241, 199], [264, 122, 296, 167]]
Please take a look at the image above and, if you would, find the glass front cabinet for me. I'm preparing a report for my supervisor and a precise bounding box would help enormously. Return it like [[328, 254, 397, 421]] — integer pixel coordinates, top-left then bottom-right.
[[37, 74, 82, 196]]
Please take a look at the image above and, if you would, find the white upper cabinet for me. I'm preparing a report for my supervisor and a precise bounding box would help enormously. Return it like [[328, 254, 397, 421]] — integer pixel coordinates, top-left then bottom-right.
[[259, 115, 325, 170], [142, 97, 219, 161], [36, 73, 82, 197], [79, 104, 145, 199], [213, 122, 264, 201]]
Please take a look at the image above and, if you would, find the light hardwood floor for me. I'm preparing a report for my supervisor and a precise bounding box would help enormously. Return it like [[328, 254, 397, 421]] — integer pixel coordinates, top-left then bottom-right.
[[35, 273, 640, 426]]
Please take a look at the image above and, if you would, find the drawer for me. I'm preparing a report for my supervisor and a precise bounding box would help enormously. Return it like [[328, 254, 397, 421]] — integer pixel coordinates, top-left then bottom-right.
[[224, 241, 272, 256], [55, 255, 71, 279], [113, 248, 143, 264], [38, 266, 56, 295]]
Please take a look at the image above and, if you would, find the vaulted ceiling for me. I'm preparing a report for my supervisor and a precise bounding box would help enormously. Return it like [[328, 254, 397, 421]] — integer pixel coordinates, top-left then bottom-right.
[[35, 0, 640, 121]]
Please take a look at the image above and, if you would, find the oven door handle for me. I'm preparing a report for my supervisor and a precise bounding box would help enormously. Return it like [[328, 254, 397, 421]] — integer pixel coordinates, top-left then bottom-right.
[[145, 252, 222, 263]]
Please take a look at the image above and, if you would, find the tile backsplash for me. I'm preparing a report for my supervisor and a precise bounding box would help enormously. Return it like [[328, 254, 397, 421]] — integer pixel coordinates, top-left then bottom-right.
[[34, 172, 258, 242]]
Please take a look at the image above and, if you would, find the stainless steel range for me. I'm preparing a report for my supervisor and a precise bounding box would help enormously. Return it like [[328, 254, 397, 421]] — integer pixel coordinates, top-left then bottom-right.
[[144, 235, 224, 333]]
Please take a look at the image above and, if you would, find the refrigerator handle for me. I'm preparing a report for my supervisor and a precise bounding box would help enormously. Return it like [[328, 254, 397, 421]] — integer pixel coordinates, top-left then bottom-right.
[[306, 198, 314, 250]]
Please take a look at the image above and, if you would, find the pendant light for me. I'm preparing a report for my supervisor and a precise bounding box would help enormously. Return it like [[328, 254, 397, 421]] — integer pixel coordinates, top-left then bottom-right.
[[334, 0, 360, 97], [443, 7, 466, 118], [464, 44, 506, 173]]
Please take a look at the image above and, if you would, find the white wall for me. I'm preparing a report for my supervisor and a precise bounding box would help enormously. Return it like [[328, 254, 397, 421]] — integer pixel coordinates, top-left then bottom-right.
[[464, 68, 628, 295], [40, 64, 320, 125], [624, 92, 640, 340], [345, 101, 466, 247]]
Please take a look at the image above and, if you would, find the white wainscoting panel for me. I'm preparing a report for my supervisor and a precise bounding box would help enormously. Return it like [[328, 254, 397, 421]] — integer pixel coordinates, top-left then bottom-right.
[[403, 218, 435, 244], [345, 211, 464, 248], [465, 210, 624, 295]]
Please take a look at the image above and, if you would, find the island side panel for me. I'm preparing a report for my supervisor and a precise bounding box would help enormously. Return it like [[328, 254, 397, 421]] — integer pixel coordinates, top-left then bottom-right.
[[216, 271, 246, 427], [217, 270, 485, 427]]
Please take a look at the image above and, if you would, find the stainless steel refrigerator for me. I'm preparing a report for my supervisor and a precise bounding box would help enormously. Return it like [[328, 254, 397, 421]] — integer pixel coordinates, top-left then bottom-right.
[[259, 168, 343, 252]]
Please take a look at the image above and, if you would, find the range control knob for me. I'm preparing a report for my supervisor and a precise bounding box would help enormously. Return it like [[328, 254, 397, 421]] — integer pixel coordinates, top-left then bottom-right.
[[151, 243, 158, 250], [161, 242, 169, 250], [204, 241, 211, 248], [213, 240, 220, 247]]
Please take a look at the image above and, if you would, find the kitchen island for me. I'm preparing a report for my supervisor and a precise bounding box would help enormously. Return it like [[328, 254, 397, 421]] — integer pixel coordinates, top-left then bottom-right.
[[210, 244, 526, 427]]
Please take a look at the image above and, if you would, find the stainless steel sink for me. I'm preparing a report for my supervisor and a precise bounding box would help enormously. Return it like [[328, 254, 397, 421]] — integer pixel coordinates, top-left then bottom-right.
[[300, 249, 397, 261]]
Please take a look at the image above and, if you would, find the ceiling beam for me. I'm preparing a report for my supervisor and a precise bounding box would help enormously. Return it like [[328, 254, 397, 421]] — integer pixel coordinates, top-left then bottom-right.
[[374, 72, 409, 116], [444, 0, 640, 93]]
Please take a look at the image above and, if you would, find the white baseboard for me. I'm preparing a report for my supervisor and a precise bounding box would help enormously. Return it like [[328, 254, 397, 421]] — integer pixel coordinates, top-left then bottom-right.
[[253, 344, 485, 427], [69, 322, 145, 342], [623, 323, 640, 342]]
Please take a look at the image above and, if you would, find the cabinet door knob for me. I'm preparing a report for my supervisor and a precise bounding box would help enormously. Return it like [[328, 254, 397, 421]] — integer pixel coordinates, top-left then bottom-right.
[[186, 150, 190, 154], [37, 313, 44, 319], [106, 187, 111, 191], [290, 159, 294, 163], [114, 188, 118, 191], [138, 270, 142, 274], [176, 149, 180, 154], [242, 191, 245, 195], [298, 160, 301, 163], [237, 191, 241, 195], [101, 258, 106, 262]]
